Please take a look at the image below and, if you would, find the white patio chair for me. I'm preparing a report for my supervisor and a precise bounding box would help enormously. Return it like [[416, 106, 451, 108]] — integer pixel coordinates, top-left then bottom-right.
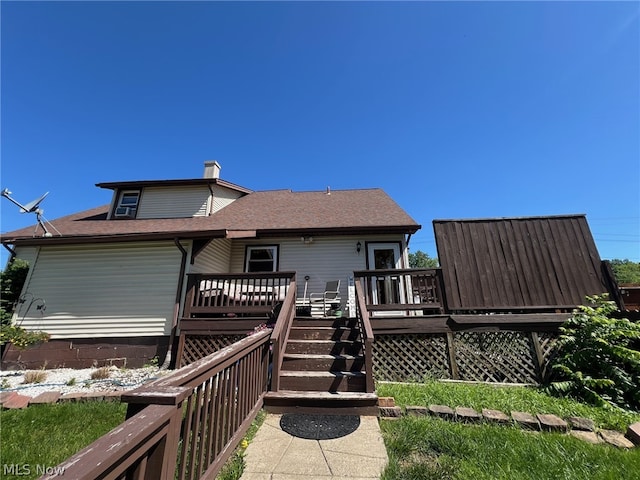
[[309, 280, 341, 316]]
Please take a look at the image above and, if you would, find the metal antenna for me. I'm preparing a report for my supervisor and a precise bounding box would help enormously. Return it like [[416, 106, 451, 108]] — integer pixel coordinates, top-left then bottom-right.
[[1, 188, 57, 237]]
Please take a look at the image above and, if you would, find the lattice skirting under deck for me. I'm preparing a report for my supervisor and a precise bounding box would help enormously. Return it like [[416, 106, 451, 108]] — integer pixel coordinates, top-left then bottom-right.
[[373, 331, 559, 384], [179, 334, 245, 367]]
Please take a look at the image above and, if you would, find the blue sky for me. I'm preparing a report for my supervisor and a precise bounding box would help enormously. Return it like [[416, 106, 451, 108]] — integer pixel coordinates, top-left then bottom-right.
[[1, 1, 639, 265]]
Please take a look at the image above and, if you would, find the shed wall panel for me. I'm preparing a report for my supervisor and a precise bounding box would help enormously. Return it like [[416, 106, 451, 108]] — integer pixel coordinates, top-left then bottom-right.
[[434, 216, 609, 311], [18, 242, 181, 338]]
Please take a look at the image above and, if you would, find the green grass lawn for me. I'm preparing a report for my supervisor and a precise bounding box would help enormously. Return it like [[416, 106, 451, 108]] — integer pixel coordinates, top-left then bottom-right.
[[2, 382, 639, 480], [378, 381, 640, 480], [0, 401, 264, 480], [0, 401, 127, 480]]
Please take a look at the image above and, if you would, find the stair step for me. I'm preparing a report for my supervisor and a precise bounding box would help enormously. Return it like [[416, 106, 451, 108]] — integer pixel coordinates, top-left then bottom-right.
[[264, 390, 379, 415], [282, 353, 364, 372], [288, 326, 360, 341], [279, 371, 366, 392], [292, 317, 358, 329], [285, 339, 363, 355]]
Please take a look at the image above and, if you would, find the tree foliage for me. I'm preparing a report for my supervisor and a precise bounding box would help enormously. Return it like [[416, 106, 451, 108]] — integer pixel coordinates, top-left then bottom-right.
[[1, 258, 29, 325], [409, 250, 439, 268], [549, 294, 640, 411], [609, 259, 640, 285], [0, 258, 49, 349]]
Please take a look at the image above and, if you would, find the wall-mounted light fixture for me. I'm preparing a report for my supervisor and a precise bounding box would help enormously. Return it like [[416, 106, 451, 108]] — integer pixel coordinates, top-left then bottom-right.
[[301, 236, 313, 244], [356, 241, 362, 254]]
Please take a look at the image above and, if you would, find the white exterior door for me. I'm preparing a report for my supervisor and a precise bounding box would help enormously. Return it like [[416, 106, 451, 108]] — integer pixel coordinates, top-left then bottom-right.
[[367, 243, 406, 307]]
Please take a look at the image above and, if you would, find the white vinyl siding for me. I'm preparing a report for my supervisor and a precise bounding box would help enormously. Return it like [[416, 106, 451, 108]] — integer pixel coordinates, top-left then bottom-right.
[[137, 186, 210, 218], [211, 185, 244, 213], [229, 234, 406, 308], [191, 238, 232, 273], [18, 242, 182, 338], [13, 246, 40, 269]]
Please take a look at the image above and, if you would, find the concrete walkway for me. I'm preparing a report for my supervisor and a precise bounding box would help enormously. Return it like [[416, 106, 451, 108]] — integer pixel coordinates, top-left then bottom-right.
[[240, 414, 389, 480]]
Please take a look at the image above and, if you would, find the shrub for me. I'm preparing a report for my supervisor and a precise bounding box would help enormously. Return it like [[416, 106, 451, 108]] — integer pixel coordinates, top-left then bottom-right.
[[0, 259, 29, 325], [0, 324, 50, 349], [0, 258, 50, 350], [549, 294, 640, 411]]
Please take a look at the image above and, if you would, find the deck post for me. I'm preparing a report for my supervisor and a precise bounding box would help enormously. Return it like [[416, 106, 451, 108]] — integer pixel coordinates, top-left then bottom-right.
[[446, 332, 459, 380], [122, 386, 191, 480]]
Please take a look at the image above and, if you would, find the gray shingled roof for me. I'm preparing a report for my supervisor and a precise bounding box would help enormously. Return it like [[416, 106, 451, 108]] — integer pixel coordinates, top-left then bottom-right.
[[2, 188, 420, 245]]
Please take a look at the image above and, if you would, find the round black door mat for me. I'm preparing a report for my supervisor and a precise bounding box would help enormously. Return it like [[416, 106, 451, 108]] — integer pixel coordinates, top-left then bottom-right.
[[279, 414, 360, 440]]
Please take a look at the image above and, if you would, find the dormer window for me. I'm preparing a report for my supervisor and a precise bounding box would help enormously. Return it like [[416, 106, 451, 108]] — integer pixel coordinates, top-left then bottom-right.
[[113, 190, 140, 219]]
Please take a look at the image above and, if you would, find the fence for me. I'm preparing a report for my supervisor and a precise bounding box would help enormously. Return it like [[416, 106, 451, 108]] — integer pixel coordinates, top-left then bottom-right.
[[372, 330, 559, 384], [42, 330, 272, 480]]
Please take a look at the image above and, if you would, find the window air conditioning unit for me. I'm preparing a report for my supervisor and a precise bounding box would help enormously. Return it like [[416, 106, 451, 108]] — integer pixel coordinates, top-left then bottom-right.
[[114, 206, 136, 218]]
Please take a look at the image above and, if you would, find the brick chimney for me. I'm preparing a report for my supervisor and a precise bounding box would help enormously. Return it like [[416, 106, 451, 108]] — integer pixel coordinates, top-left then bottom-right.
[[203, 161, 221, 179]]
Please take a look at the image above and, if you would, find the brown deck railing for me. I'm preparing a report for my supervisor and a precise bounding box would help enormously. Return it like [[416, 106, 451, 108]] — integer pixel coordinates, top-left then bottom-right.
[[354, 278, 375, 393], [42, 330, 272, 480], [184, 272, 296, 317], [354, 268, 445, 314], [269, 276, 298, 392]]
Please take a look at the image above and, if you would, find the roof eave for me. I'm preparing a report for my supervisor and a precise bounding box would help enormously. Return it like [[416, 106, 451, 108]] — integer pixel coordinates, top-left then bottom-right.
[[255, 224, 421, 237], [3, 223, 420, 247], [95, 178, 253, 194], [3, 230, 229, 247]]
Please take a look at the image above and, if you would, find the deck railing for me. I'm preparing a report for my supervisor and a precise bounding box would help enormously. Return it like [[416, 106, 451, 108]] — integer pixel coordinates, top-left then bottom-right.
[[42, 330, 272, 480], [354, 268, 445, 314], [354, 278, 375, 393], [269, 277, 298, 392], [184, 271, 296, 317]]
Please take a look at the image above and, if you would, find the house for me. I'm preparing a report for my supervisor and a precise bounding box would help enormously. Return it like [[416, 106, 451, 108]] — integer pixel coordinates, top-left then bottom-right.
[[2, 161, 624, 415], [1, 161, 420, 369]]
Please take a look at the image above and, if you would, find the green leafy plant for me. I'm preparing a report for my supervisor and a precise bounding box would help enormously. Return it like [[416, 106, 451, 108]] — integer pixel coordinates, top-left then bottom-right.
[[0, 258, 29, 325], [0, 258, 50, 350], [143, 356, 159, 367], [548, 294, 640, 411], [0, 324, 50, 349]]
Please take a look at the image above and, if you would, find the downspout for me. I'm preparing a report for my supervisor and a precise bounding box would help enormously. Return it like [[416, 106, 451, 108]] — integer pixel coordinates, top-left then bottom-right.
[[163, 238, 188, 369], [2, 244, 17, 265], [404, 233, 413, 268]]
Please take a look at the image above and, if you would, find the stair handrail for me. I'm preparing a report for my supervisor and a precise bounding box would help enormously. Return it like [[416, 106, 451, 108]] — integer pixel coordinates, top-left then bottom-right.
[[354, 278, 375, 393], [270, 276, 297, 392]]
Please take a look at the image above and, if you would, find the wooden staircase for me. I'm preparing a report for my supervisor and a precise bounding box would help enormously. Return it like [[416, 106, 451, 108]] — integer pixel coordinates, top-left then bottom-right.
[[264, 317, 379, 415]]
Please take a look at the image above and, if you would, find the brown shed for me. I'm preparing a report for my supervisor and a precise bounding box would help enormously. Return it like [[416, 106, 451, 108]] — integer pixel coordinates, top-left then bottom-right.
[[433, 214, 611, 312]]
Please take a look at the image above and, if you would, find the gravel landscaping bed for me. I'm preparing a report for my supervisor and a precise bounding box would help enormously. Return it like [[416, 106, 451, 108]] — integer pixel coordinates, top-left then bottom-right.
[[0, 365, 164, 397]]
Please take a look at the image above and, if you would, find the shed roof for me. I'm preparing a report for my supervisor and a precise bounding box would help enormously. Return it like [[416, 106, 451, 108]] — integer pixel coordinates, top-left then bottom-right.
[[2, 188, 419, 245], [433, 214, 610, 311]]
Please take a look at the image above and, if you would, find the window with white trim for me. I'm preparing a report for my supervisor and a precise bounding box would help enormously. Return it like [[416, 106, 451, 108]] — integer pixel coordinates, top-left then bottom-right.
[[245, 245, 278, 272], [113, 190, 140, 219]]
